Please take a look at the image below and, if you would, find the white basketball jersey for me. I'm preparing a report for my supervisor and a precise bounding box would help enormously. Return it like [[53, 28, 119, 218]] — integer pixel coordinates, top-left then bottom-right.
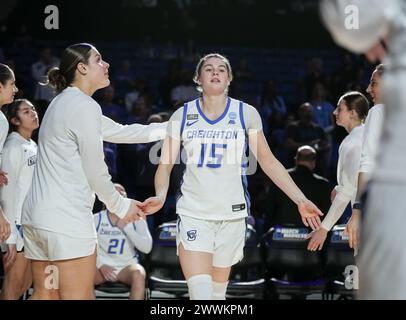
[[177, 97, 250, 220], [95, 211, 138, 267]]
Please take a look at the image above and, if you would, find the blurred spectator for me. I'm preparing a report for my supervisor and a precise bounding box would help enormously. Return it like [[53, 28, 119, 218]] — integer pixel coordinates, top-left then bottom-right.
[[285, 102, 330, 176], [114, 60, 136, 99], [170, 70, 198, 107], [257, 80, 287, 137], [310, 82, 334, 132], [31, 47, 59, 103], [125, 77, 149, 113], [266, 145, 331, 228], [302, 57, 328, 100], [159, 59, 182, 108], [234, 58, 254, 81], [126, 95, 153, 125], [99, 85, 126, 123]]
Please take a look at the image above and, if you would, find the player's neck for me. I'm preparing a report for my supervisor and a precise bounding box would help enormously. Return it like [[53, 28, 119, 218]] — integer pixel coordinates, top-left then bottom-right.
[[107, 211, 119, 226], [200, 94, 228, 118], [346, 120, 361, 133], [17, 128, 32, 141]]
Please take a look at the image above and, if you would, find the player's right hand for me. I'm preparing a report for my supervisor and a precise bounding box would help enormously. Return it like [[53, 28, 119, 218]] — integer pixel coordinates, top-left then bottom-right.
[[121, 200, 146, 224], [306, 228, 328, 251], [99, 265, 117, 282], [0, 209, 11, 242], [0, 170, 8, 187], [140, 195, 165, 215], [345, 210, 361, 251]]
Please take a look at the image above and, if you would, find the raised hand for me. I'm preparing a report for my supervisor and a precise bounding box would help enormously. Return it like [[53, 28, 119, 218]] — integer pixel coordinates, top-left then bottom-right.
[[298, 199, 323, 231]]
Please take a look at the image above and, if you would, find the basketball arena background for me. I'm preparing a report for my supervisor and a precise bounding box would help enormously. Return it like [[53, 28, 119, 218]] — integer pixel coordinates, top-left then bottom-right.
[[0, 0, 376, 308]]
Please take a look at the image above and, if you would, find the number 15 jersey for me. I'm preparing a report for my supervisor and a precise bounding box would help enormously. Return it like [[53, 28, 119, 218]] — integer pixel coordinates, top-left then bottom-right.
[[167, 97, 263, 221]]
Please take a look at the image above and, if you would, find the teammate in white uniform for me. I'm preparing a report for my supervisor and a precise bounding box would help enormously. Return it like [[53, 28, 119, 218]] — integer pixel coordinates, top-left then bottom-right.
[[345, 65, 385, 251], [21, 43, 153, 300], [0, 63, 18, 242], [321, 0, 406, 299], [307, 91, 369, 251], [141, 53, 323, 300], [0, 99, 39, 299], [94, 184, 152, 300]]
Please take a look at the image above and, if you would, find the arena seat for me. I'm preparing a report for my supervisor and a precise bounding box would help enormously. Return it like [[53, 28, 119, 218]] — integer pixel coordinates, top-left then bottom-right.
[[263, 225, 325, 299], [324, 224, 357, 300]]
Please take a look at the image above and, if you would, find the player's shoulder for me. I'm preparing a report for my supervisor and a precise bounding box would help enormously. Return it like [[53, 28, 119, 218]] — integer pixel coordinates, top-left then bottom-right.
[[3, 132, 25, 153]]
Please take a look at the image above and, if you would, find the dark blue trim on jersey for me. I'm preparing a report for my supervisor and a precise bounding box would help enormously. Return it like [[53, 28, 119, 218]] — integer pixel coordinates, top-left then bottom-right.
[[239, 100, 247, 132], [95, 213, 102, 232], [195, 97, 231, 125], [241, 135, 251, 215], [106, 211, 115, 227], [180, 103, 188, 136]]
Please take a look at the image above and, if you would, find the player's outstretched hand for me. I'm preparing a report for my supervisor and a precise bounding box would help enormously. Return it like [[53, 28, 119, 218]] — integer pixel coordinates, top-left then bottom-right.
[[298, 199, 323, 231], [306, 228, 328, 251], [140, 195, 165, 215]]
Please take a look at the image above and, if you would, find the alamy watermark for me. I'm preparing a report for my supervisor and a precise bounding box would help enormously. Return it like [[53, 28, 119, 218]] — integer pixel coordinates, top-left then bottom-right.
[[44, 265, 59, 289], [344, 5, 359, 30], [44, 5, 59, 30], [343, 265, 359, 290]]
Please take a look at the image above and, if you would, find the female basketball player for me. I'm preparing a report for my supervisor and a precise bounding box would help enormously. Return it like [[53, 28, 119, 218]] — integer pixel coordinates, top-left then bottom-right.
[[307, 91, 369, 251], [346, 64, 385, 251], [21, 43, 147, 300], [0, 63, 18, 242], [141, 53, 323, 300], [0, 99, 39, 299]]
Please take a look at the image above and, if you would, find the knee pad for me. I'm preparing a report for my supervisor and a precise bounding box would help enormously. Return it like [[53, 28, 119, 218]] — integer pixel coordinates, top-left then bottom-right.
[[187, 274, 212, 300], [212, 281, 228, 300]]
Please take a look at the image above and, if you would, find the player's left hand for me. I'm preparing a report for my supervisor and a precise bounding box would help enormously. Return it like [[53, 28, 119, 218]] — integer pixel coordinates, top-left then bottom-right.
[[298, 199, 323, 231], [306, 228, 328, 251]]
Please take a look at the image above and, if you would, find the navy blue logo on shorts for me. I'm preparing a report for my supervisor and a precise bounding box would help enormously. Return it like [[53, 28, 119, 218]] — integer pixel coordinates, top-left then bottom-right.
[[186, 230, 197, 241]]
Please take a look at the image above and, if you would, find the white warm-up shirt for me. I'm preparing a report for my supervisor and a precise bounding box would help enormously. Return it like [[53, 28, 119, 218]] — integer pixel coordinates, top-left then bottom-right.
[[321, 125, 364, 231], [358, 104, 385, 176], [0, 111, 8, 165], [0, 132, 37, 244], [22, 86, 166, 238]]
